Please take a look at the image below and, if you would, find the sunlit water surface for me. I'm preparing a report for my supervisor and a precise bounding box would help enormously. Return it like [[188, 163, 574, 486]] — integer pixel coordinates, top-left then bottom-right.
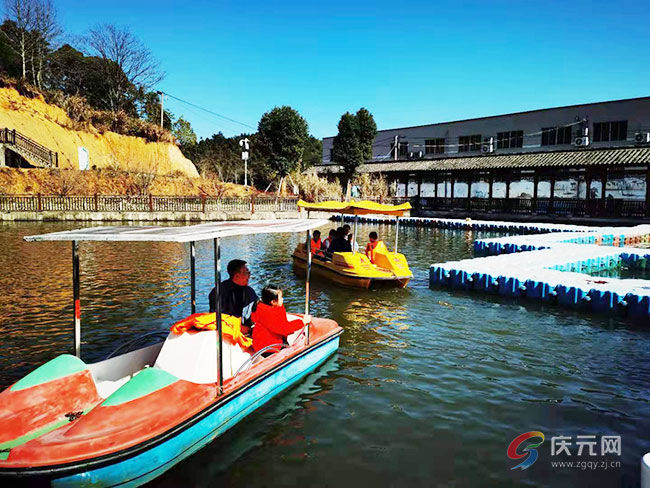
[[0, 222, 648, 488]]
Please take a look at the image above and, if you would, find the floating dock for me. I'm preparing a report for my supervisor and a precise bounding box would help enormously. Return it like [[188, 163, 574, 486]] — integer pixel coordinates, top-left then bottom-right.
[[340, 215, 592, 233], [428, 223, 650, 321], [335, 214, 650, 320]]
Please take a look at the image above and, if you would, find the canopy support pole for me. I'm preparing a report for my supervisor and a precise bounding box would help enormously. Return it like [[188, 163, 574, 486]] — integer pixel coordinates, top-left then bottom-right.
[[395, 216, 400, 253], [353, 214, 359, 254], [305, 229, 312, 345], [214, 237, 223, 396], [190, 241, 196, 315], [72, 241, 81, 358]]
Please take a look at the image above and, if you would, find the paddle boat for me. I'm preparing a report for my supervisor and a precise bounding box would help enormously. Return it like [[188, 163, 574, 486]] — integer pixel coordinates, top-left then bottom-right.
[[292, 200, 413, 289], [0, 220, 342, 487]]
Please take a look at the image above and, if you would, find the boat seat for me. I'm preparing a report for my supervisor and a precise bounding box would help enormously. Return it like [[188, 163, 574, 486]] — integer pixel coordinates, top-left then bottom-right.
[[95, 375, 132, 399], [154, 330, 251, 384]]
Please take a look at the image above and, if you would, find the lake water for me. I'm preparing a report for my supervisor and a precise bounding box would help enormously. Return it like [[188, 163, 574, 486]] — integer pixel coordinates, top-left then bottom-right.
[[0, 221, 648, 487]]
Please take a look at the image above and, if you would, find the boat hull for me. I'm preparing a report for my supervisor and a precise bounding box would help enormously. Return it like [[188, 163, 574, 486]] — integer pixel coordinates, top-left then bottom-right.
[[2, 335, 340, 488], [292, 254, 411, 289]]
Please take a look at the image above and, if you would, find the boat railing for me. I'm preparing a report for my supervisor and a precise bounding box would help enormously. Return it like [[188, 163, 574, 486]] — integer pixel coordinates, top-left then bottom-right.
[[235, 343, 289, 376], [105, 330, 169, 359]]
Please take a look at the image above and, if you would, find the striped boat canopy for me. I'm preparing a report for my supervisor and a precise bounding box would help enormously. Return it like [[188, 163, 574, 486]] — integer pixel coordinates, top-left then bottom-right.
[[298, 199, 411, 216], [24, 219, 329, 243]]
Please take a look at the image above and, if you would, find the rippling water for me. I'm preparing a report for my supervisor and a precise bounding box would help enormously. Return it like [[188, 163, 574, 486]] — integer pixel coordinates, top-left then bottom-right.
[[0, 222, 648, 487]]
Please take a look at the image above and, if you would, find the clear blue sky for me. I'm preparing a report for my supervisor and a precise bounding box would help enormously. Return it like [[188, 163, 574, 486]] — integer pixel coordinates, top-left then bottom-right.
[[56, 0, 650, 141]]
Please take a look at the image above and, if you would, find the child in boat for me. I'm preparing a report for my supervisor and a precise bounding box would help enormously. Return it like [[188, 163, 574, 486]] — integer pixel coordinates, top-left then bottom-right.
[[251, 285, 311, 356], [310, 230, 322, 255], [321, 229, 335, 253], [365, 231, 381, 263]]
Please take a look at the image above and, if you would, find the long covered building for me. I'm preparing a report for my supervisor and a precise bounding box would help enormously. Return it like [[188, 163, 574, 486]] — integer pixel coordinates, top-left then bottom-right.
[[317, 97, 650, 219]]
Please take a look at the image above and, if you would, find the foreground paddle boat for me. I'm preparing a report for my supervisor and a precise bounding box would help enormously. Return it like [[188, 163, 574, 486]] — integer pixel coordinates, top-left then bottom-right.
[[292, 200, 413, 289], [0, 220, 342, 487]]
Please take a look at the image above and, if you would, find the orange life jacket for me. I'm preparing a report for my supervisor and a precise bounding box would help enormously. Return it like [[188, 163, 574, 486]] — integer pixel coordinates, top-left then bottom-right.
[[310, 238, 322, 255], [170, 312, 253, 349], [365, 240, 382, 263]]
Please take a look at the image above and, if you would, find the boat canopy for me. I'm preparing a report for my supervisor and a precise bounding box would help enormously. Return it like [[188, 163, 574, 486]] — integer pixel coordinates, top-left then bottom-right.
[[297, 199, 411, 217], [24, 219, 329, 242]]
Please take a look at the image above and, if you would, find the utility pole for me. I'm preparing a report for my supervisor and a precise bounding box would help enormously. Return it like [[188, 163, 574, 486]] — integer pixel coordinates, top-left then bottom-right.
[[394, 135, 399, 160], [239, 138, 250, 186], [157, 91, 164, 128]]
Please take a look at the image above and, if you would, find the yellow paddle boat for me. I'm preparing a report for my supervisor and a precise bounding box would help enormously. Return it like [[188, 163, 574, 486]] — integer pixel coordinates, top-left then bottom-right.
[[292, 200, 413, 289]]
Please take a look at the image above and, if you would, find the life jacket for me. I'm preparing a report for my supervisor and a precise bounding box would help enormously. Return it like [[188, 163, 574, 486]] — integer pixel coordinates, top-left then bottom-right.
[[365, 240, 382, 263], [170, 312, 253, 349], [310, 238, 322, 255]]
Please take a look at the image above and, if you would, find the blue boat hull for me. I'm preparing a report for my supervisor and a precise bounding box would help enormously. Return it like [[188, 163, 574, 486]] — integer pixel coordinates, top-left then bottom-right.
[[49, 336, 340, 488]]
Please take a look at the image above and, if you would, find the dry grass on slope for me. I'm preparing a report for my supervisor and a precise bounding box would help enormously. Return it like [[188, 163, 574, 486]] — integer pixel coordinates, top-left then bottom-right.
[[0, 168, 252, 197]]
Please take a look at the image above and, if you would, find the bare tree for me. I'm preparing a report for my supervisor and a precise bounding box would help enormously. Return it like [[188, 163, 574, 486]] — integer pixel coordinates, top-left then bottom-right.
[[2, 0, 59, 87], [83, 24, 164, 112], [2, 0, 36, 79], [32, 0, 60, 88]]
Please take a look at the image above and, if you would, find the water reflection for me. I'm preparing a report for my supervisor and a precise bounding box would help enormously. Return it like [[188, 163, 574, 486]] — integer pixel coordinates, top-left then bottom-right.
[[0, 221, 648, 487]]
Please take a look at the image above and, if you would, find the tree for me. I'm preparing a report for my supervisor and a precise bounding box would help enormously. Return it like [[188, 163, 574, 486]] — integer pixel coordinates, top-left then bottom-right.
[[257, 106, 308, 179], [173, 116, 197, 152], [30, 0, 60, 88], [2, 0, 36, 80], [2, 0, 59, 87], [0, 21, 22, 77], [355, 107, 377, 161], [331, 112, 363, 189], [84, 24, 163, 113], [301, 135, 322, 170]]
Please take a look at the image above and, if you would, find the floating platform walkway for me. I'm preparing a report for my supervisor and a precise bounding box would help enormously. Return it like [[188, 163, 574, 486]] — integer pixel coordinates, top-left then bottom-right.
[[428, 223, 650, 321], [339, 215, 592, 233]]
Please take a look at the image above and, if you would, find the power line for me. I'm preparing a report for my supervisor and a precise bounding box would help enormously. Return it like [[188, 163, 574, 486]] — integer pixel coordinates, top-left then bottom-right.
[[162, 91, 256, 131]]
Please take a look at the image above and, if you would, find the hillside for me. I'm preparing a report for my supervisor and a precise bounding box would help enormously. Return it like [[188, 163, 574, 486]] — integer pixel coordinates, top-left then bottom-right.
[[0, 87, 198, 177]]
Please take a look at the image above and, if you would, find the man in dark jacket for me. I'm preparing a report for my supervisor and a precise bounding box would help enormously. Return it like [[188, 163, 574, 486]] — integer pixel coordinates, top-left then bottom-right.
[[208, 259, 258, 334], [328, 228, 352, 253]]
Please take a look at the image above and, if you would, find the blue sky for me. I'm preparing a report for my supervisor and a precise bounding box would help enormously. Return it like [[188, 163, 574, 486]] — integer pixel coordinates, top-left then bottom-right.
[[55, 0, 650, 140]]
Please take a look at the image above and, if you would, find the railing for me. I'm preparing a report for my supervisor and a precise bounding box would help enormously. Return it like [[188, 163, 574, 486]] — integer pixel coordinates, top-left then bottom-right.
[[416, 196, 648, 218], [1, 128, 58, 168], [0, 194, 300, 213]]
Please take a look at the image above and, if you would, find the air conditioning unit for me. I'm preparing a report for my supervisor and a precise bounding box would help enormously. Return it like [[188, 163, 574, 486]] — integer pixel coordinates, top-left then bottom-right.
[[574, 136, 590, 147], [481, 137, 494, 154], [634, 132, 650, 143]]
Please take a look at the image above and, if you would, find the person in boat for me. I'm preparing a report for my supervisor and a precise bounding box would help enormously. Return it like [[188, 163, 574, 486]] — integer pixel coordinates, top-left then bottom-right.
[[208, 259, 258, 335], [310, 229, 322, 255], [251, 284, 311, 356], [342, 223, 359, 252], [365, 231, 383, 264], [321, 229, 335, 253], [328, 227, 352, 253]]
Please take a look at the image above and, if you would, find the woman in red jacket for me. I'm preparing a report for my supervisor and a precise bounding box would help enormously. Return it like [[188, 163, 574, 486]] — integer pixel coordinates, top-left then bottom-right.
[[251, 285, 311, 355]]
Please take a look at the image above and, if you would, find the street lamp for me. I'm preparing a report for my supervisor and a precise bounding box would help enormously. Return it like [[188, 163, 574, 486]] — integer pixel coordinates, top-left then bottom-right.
[[239, 138, 250, 186]]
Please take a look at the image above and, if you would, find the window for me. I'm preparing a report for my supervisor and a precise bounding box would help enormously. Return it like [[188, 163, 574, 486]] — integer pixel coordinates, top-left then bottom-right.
[[459, 134, 481, 152], [593, 121, 628, 142], [558, 126, 572, 144], [425, 138, 445, 155], [496, 130, 524, 149], [541, 126, 573, 146]]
